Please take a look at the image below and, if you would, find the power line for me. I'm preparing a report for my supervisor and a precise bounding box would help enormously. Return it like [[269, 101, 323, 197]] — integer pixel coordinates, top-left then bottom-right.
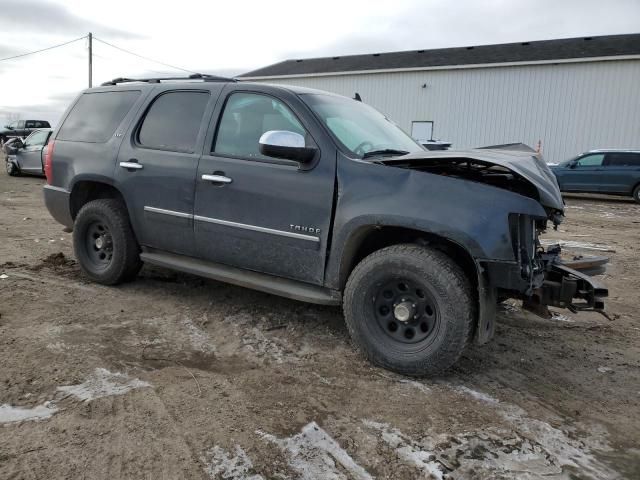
[[93, 36, 196, 74], [0, 35, 87, 62]]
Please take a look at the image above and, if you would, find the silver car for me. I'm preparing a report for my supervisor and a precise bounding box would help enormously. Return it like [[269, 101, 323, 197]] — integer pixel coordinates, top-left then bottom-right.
[[5, 128, 52, 176]]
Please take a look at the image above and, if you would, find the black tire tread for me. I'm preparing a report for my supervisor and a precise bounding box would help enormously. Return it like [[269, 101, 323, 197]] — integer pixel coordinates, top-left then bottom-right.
[[344, 244, 474, 376], [632, 184, 640, 205], [73, 199, 141, 285], [5, 159, 19, 176]]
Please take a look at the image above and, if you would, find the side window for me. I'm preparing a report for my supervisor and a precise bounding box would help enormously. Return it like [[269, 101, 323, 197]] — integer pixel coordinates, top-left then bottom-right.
[[607, 153, 640, 167], [213, 92, 306, 160], [58, 91, 141, 143], [138, 91, 209, 153], [25, 121, 35, 128], [25, 130, 49, 147], [576, 154, 604, 167]]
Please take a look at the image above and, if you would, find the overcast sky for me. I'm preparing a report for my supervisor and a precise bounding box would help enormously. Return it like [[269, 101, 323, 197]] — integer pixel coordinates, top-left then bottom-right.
[[1, 0, 638, 125]]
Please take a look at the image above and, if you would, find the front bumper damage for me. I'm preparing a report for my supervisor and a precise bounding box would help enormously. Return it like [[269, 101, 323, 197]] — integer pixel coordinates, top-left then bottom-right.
[[523, 262, 608, 318], [477, 245, 609, 345]]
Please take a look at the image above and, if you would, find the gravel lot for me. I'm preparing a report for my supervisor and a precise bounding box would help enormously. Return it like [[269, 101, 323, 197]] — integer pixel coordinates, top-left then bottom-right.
[[1, 166, 638, 479]]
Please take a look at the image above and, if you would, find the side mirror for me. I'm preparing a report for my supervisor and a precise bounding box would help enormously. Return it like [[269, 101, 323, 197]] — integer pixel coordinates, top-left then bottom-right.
[[5, 125, 13, 130], [568, 160, 578, 169], [259, 130, 316, 164]]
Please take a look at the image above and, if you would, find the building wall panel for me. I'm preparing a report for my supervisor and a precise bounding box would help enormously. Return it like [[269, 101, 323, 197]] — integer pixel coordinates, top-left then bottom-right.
[[252, 60, 640, 163]]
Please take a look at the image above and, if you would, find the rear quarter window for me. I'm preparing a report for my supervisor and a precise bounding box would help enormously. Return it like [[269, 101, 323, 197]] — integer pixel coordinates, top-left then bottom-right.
[[607, 153, 640, 167], [57, 90, 141, 143]]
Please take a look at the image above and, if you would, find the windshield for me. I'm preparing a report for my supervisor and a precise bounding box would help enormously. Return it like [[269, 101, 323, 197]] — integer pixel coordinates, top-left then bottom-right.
[[301, 94, 424, 158]]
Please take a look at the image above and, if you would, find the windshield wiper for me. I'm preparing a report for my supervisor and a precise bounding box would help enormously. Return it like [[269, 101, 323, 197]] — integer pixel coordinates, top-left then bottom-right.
[[362, 149, 410, 159]]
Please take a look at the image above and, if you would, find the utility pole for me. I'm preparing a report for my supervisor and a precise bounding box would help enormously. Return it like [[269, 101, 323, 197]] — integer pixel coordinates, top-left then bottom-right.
[[88, 32, 93, 88]]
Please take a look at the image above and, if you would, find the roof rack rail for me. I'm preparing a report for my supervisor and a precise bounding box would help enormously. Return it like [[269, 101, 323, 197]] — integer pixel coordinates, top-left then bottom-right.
[[100, 73, 237, 86]]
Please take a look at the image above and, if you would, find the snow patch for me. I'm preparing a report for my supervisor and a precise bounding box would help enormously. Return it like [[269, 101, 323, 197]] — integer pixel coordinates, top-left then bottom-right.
[[0, 402, 58, 423], [363, 420, 443, 479], [182, 317, 215, 353], [454, 386, 618, 479], [550, 312, 573, 322], [540, 239, 614, 252], [455, 386, 500, 404], [399, 379, 431, 395], [259, 421, 372, 480], [57, 368, 151, 401], [200, 445, 264, 480], [224, 313, 289, 364]]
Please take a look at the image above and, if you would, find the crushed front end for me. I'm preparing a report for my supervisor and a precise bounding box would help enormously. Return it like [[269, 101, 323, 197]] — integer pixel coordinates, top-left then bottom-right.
[[486, 212, 608, 319]]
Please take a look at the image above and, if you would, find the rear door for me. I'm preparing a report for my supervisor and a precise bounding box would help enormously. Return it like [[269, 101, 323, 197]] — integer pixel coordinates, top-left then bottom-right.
[[19, 130, 50, 172], [193, 86, 336, 285], [561, 153, 605, 192], [114, 86, 221, 257], [601, 153, 640, 194]]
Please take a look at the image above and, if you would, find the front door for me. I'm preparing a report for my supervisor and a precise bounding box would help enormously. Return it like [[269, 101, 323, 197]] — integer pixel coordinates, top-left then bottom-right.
[[115, 88, 217, 257], [562, 153, 605, 192], [193, 89, 336, 285], [18, 130, 50, 173]]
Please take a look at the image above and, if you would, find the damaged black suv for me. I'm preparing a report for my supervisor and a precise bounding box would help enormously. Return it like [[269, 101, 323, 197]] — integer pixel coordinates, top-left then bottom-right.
[[42, 75, 607, 375]]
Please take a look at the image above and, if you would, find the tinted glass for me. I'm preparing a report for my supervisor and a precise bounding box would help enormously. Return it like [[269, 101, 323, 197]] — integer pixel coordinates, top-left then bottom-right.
[[25, 121, 35, 128], [138, 91, 209, 153], [25, 130, 49, 146], [214, 93, 306, 160], [58, 91, 140, 143], [34, 121, 49, 128], [576, 154, 604, 167], [607, 153, 640, 167]]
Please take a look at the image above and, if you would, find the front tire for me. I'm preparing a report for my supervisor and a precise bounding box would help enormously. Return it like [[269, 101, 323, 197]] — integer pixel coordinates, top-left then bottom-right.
[[344, 244, 474, 376], [73, 199, 142, 285], [633, 185, 640, 205], [5, 158, 19, 176]]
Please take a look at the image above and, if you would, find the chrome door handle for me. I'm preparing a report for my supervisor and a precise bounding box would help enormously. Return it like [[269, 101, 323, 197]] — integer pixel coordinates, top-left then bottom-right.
[[119, 161, 143, 170], [202, 174, 232, 184]]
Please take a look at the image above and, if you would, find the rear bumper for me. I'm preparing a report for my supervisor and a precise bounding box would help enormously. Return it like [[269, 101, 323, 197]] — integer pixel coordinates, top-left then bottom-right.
[[43, 185, 73, 229]]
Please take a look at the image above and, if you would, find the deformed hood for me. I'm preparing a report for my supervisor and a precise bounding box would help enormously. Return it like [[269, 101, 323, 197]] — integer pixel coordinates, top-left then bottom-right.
[[379, 148, 564, 211]]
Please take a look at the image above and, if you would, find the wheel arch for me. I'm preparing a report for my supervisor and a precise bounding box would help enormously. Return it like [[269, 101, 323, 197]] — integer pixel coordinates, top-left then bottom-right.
[[69, 179, 126, 220], [334, 224, 480, 292]]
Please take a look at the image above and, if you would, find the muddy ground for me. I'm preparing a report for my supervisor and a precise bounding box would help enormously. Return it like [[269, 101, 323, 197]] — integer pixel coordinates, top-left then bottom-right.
[[0, 167, 638, 480]]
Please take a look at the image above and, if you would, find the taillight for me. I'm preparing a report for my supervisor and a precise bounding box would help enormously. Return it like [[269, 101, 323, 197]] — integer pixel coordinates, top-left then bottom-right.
[[44, 140, 55, 184]]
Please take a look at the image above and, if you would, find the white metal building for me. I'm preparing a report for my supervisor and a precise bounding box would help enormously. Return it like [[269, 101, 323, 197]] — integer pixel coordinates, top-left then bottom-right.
[[240, 34, 640, 164]]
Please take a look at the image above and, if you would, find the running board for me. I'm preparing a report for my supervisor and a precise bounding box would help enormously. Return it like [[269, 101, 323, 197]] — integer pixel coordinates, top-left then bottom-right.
[[140, 250, 342, 306]]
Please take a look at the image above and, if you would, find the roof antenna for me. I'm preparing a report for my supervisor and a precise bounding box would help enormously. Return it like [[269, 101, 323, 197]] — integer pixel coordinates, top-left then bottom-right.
[[354, 92, 362, 102]]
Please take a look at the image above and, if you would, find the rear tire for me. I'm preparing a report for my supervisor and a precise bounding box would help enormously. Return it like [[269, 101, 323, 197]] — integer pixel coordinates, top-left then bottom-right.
[[344, 244, 474, 376], [633, 185, 640, 204], [73, 199, 142, 285], [5, 158, 19, 176]]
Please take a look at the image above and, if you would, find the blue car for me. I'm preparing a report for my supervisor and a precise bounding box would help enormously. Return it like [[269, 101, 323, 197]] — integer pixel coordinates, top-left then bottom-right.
[[550, 150, 640, 204]]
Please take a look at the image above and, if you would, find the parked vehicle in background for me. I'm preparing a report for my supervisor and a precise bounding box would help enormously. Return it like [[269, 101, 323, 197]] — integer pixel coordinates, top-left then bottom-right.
[[0, 120, 51, 143], [550, 150, 640, 204], [42, 75, 607, 376], [4, 128, 52, 176]]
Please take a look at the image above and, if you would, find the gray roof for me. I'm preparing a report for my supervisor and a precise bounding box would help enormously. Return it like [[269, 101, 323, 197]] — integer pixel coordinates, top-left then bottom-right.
[[240, 33, 640, 78]]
